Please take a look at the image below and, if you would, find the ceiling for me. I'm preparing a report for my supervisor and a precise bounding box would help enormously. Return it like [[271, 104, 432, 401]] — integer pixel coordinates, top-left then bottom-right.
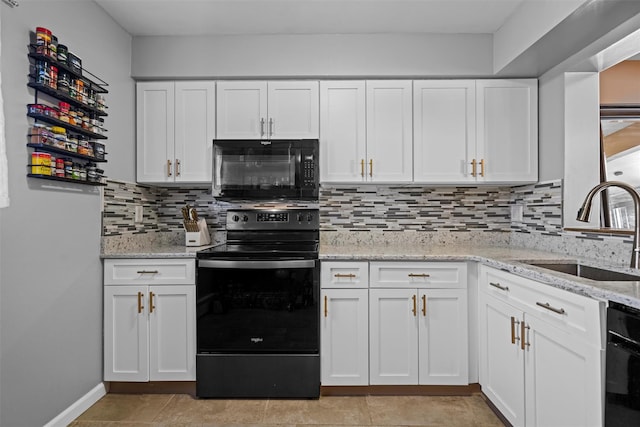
[[94, 0, 526, 37]]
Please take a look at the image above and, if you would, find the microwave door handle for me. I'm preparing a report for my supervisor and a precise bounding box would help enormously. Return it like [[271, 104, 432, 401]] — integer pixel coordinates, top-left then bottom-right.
[[198, 259, 316, 269]]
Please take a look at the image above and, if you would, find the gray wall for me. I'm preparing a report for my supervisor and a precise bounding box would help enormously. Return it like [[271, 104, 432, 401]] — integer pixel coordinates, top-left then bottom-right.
[[0, 1, 133, 425], [132, 33, 493, 79]]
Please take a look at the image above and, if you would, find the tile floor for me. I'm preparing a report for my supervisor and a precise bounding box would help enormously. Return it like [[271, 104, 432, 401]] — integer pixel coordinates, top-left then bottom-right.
[[70, 393, 505, 426]]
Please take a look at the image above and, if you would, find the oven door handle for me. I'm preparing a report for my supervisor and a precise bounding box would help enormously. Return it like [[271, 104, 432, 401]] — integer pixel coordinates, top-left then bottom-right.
[[198, 259, 316, 269]]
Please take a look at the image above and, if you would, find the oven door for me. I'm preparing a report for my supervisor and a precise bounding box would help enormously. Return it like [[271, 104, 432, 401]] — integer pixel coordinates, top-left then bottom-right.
[[196, 258, 319, 355], [212, 139, 318, 200]]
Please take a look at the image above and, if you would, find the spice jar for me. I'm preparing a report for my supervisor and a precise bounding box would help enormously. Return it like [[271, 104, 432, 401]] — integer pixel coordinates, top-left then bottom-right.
[[35, 27, 51, 56], [55, 158, 65, 177], [57, 44, 68, 64], [31, 152, 51, 175], [57, 70, 70, 92], [35, 60, 50, 86], [49, 35, 58, 60], [49, 65, 58, 90], [74, 79, 84, 102], [64, 159, 73, 178]]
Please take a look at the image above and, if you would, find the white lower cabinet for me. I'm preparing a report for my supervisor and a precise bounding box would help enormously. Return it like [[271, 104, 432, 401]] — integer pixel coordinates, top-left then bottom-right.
[[320, 262, 369, 386], [104, 259, 196, 382], [478, 265, 604, 427], [369, 262, 469, 386]]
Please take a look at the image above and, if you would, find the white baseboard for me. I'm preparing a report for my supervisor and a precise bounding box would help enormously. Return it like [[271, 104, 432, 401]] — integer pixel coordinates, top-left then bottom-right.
[[44, 382, 107, 427]]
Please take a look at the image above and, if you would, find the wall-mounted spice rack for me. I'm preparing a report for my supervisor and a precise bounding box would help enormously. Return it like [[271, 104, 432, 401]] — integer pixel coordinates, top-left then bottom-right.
[[26, 28, 109, 186]]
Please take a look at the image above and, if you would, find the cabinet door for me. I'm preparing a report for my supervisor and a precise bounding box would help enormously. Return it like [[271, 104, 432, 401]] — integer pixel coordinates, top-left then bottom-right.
[[268, 81, 319, 139], [174, 81, 215, 183], [413, 80, 476, 183], [136, 82, 175, 183], [476, 79, 538, 183], [216, 81, 268, 139], [524, 314, 603, 427], [366, 81, 413, 182], [369, 288, 419, 385], [319, 81, 367, 182], [320, 289, 369, 385], [148, 285, 196, 381], [104, 285, 149, 382], [479, 293, 525, 427], [418, 289, 469, 385]]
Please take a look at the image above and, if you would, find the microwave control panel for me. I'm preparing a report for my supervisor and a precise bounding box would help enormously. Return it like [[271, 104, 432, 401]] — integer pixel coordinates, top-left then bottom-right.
[[302, 153, 316, 187]]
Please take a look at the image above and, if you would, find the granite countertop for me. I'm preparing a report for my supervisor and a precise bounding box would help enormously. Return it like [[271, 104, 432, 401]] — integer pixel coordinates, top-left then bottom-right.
[[320, 244, 640, 309], [101, 240, 640, 309]]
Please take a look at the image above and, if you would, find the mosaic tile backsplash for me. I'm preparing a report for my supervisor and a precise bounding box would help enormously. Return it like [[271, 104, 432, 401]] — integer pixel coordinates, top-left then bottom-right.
[[102, 178, 634, 265]]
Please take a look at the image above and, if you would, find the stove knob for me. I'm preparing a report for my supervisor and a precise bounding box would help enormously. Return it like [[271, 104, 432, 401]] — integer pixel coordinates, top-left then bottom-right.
[[242, 215, 249, 222], [232, 215, 240, 222], [297, 213, 305, 222], [307, 213, 314, 222]]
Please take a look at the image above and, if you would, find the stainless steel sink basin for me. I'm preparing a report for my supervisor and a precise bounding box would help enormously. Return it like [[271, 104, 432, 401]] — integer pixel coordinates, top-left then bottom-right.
[[528, 262, 640, 282]]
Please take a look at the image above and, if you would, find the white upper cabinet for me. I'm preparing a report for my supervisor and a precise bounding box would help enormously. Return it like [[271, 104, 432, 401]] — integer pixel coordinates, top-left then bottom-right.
[[320, 80, 412, 183], [136, 81, 215, 184], [413, 80, 476, 183], [366, 81, 413, 182], [476, 79, 538, 183], [319, 81, 367, 182], [414, 79, 538, 184], [216, 81, 319, 139]]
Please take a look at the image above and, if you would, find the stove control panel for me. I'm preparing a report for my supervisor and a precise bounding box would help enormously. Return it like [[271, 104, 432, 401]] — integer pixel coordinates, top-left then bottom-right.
[[257, 212, 289, 222], [226, 209, 318, 230]]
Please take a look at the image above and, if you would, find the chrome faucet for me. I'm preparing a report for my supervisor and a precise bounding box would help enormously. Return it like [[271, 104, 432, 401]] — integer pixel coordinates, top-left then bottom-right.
[[576, 181, 640, 269]]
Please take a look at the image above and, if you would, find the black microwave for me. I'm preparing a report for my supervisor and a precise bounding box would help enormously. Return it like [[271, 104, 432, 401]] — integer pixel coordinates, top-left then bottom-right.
[[212, 139, 319, 200]]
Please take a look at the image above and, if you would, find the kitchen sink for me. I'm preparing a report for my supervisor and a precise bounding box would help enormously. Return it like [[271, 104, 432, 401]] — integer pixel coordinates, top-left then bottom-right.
[[527, 262, 640, 282]]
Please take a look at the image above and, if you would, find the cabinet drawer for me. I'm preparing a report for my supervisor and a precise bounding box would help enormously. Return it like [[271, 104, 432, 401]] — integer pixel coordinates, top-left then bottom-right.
[[104, 259, 195, 285], [370, 262, 467, 289], [479, 265, 603, 345], [321, 261, 369, 288]]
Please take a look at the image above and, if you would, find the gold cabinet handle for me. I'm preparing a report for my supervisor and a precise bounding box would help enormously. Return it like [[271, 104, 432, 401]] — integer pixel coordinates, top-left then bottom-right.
[[524, 323, 531, 349], [149, 291, 155, 314], [324, 295, 328, 317], [369, 159, 373, 177], [176, 159, 181, 177], [412, 294, 417, 317], [536, 302, 566, 315], [334, 273, 356, 279], [137, 291, 144, 314], [360, 159, 365, 178], [137, 270, 158, 274], [479, 159, 485, 177], [511, 316, 520, 345], [489, 281, 509, 292], [470, 158, 477, 177], [422, 294, 427, 317], [520, 320, 526, 350], [408, 273, 430, 278], [167, 159, 172, 177]]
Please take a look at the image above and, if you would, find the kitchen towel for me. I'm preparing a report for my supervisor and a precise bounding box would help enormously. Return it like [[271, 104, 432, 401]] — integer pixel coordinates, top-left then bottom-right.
[[0, 16, 8, 209]]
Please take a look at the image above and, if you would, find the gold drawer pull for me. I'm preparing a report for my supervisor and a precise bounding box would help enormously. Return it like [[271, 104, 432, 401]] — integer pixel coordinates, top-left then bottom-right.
[[360, 159, 365, 178], [536, 302, 566, 315], [149, 292, 156, 314], [489, 281, 509, 291], [479, 159, 485, 177], [137, 291, 144, 314], [412, 294, 417, 317], [511, 316, 520, 345], [334, 273, 356, 279], [470, 158, 477, 177], [137, 270, 159, 274], [324, 295, 328, 317], [408, 273, 430, 278], [369, 159, 373, 177], [422, 295, 427, 317]]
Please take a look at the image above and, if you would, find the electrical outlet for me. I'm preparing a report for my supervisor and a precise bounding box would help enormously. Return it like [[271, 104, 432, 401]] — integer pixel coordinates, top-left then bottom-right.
[[511, 204, 524, 223], [134, 205, 144, 223]]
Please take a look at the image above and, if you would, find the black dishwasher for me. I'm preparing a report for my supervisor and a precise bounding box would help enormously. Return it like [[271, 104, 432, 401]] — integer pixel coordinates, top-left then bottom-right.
[[605, 301, 640, 426]]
